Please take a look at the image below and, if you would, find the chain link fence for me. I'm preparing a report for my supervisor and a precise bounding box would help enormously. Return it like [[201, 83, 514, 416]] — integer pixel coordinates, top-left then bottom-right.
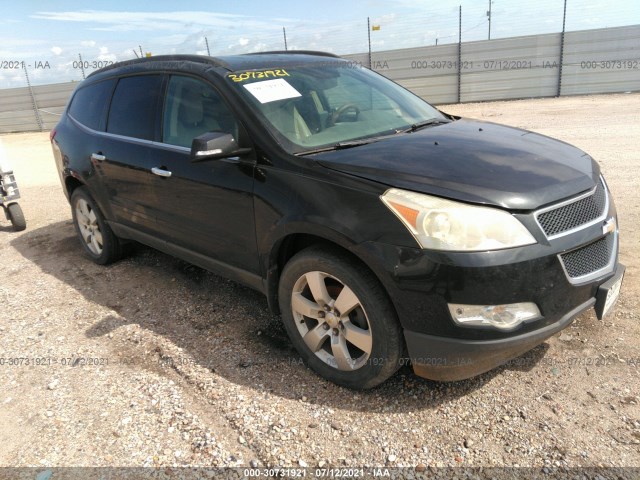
[[1, 0, 639, 133]]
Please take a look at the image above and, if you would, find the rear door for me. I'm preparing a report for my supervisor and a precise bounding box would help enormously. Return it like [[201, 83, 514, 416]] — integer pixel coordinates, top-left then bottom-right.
[[63, 78, 116, 211], [97, 74, 164, 235]]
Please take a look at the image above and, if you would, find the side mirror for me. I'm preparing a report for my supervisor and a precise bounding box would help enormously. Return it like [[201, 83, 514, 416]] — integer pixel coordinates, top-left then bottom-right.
[[190, 132, 251, 162]]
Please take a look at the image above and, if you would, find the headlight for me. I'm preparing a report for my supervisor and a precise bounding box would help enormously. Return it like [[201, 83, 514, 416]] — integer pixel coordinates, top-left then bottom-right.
[[381, 188, 536, 251]]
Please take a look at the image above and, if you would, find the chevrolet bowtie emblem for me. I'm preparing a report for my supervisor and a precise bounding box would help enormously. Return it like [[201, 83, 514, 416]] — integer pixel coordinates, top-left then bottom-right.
[[602, 217, 616, 235]]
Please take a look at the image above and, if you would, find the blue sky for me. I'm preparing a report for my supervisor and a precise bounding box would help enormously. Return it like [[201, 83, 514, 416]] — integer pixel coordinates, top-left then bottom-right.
[[0, 0, 638, 88]]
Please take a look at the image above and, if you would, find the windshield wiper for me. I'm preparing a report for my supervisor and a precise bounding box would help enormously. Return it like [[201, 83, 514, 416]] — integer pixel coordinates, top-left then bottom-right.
[[297, 137, 381, 156], [398, 118, 449, 134]]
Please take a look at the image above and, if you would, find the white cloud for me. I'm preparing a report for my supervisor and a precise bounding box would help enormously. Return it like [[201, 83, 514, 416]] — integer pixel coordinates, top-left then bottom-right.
[[0, 37, 48, 58], [31, 10, 266, 33], [80, 40, 96, 47], [51, 46, 62, 55], [374, 13, 397, 24], [97, 46, 116, 62], [248, 42, 268, 53], [238, 37, 250, 46]]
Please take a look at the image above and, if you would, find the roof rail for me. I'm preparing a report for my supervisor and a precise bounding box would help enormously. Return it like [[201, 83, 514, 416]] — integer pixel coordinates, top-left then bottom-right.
[[87, 54, 231, 78], [247, 50, 341, 58]]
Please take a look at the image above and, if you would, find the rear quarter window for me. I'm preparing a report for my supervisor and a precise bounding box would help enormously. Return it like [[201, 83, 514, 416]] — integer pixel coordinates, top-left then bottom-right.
[[67, 78, 116, 131], [107, 75, 163, 141]]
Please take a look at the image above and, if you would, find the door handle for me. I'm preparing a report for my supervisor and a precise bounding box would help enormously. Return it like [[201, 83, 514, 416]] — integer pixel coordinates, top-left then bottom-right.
[[151, 167, 172, 178], [91, 153, 106, 161]]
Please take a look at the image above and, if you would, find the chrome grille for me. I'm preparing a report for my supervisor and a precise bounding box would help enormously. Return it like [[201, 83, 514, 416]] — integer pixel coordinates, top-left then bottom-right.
[[560, 234, 615, 280], [537, 178, 607, 238]]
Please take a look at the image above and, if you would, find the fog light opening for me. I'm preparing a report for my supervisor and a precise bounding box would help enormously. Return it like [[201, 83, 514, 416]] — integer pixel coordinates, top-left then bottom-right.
[[448, 302, 541, 330]]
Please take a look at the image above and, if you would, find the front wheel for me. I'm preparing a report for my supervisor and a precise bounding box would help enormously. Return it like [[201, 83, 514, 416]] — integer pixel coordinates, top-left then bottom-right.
[[70, 187, 123, 265], [278, 246, 404, 389], [6, 203, 26, 231]]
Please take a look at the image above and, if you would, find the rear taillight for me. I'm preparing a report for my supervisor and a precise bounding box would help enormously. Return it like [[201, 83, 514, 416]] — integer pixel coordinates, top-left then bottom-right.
[[49, 128, 57, 143]]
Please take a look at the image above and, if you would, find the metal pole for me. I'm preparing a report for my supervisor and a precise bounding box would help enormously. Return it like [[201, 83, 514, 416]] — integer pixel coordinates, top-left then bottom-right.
[[205, 37, 211, 56], [488, 0, 492, 40], [458, 6, 462, 103], [139, 45, 144, 58], [78, 53, 86, 80], [23, 64, 44, 132], [557, 0, 567, 97], [367, 17, 372, 69], [283, 27, 288, 51]]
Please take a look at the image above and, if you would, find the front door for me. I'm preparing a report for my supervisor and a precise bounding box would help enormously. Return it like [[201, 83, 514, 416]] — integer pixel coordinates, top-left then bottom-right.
[[149, 74, 259, 275]]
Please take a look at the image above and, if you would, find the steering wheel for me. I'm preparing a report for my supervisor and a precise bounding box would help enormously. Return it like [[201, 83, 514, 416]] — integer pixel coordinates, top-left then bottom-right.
[[328, 103, 360, 127]]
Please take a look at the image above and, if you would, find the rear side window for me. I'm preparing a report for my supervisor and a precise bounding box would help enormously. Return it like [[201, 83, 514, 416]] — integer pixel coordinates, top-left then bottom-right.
[[107, 75, 163, 140], [67, 79, 116, 131]]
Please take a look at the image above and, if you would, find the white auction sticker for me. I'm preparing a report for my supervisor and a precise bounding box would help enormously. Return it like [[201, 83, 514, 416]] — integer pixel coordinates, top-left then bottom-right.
[[243, 78, 301, 104]]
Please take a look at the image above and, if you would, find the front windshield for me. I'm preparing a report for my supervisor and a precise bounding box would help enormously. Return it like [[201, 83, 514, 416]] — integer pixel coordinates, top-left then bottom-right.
[[227, 61, 446, 154]]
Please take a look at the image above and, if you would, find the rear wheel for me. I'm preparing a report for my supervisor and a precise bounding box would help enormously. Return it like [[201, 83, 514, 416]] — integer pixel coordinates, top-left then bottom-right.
[[71, 187, 123, 265], [279, 246, 404, 389], [7, 203, 26, 231]]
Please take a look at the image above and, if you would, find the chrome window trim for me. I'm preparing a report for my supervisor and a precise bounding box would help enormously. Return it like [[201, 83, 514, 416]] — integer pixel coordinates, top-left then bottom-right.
[[69, 115, 249, 161], [558, 230, 618, 285], [534, 176, 609, 240], [68, 114, 191, 154]]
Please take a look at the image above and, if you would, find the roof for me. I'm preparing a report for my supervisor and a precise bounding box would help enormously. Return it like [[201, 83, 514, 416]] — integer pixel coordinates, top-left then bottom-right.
[[87, 51, 345, 79]]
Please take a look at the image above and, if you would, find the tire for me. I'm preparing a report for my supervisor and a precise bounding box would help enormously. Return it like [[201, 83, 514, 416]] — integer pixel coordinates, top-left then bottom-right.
[[70, 186, 123, 265], [278, 246, 404, 389], [7, 203, 26, 231]]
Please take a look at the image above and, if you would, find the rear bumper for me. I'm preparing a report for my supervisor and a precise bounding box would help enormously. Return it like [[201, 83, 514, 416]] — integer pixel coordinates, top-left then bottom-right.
[[405, 263, 624, 381]]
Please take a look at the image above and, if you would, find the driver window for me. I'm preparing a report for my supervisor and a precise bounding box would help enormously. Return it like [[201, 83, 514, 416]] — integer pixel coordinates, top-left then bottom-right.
[[163, 75, 238, 148]]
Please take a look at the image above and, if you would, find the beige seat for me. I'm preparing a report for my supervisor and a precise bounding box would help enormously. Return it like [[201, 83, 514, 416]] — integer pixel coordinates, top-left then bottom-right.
[[265, 101, 312, 143]]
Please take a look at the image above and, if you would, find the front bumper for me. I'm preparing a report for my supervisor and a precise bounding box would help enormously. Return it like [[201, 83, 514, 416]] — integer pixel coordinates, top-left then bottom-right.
[[353, 214, 622, 381], [405, 298, 592, 381], [405, 263, 624, 381], [404, 264, 625, 381]]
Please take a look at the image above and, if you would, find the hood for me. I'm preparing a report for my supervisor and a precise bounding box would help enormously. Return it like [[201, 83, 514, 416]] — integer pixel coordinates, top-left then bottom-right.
[[312, 119, 599, 210]]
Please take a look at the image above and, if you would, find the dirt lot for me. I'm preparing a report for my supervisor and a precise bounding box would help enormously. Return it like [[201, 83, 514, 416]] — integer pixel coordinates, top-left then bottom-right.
[[0, 94, 638, 473]]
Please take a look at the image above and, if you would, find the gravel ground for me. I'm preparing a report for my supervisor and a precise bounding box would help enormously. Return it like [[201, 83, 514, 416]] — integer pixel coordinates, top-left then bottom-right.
[[0, 93, 638, 474]]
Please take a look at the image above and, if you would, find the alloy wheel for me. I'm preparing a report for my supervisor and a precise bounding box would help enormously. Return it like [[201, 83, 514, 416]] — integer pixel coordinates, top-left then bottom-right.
[[75, 198, 103, 255], [291, 271, 373, 371]]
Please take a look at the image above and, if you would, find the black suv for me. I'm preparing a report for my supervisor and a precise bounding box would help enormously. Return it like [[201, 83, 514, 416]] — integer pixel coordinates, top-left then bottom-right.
[[51, 52, 624, 389]]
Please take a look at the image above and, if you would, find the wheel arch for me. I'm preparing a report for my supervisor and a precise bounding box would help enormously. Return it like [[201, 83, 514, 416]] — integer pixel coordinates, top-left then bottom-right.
[[64, 174, 85, 199], [265, 229, 396, 321]]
